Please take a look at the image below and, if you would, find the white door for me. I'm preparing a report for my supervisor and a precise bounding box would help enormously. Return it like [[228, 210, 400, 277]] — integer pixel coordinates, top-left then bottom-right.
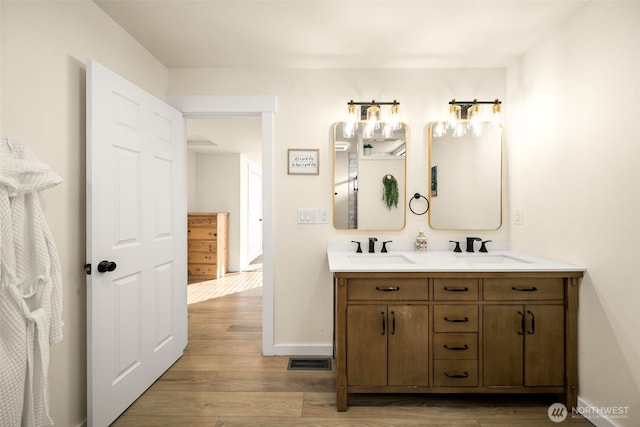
[[247, 165, 262, 263], [86, 60, 187, 427]]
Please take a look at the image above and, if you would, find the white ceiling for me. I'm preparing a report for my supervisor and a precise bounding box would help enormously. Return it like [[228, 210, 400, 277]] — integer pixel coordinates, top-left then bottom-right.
[[94, 0, 589, 157], [187, 116, 262, 162], [95, 0, 589, 69]]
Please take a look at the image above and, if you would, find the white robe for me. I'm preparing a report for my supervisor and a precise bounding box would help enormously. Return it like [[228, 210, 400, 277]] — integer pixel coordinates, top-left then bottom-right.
[[0, 137, 63, 427]]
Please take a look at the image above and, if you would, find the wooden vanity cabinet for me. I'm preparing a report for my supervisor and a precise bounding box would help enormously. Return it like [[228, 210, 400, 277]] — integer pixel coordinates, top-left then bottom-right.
[[347, 304, 429, 386], [334, 271, 582, 412]]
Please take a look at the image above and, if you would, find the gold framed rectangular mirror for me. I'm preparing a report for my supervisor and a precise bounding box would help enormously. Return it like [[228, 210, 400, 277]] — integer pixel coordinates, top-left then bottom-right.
[[333, 122, 407, 230], [428, 121, 503, 230]]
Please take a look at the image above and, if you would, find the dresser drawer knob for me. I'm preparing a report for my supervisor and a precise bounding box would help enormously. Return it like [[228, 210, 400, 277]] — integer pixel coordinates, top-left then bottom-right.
[[444, 316, 469, 323], [375, 286, 400, 292], [512, 286, 538, 292], [443, 344, 469, 351], [444, 371, 469, 379]]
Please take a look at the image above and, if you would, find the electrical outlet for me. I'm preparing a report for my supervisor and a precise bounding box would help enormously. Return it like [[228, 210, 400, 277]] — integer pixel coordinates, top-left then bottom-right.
[[513, 208, 523, 225]]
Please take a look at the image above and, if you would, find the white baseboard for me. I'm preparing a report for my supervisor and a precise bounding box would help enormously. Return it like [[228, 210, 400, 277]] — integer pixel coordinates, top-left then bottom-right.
[[576, 396, 627, 427], [272, 344, 333, 356]]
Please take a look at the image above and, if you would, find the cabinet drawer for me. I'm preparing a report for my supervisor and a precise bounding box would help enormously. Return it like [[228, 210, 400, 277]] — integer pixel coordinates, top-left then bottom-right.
[[484, 278, 564, 300], [188, 241, 217, 253], [188, 263, 217, 277], [433, 279, 479, 300], [433, 305, 478, 332], [434, 360, 478, 386], [347, 278, 428, 301], [188, 216, 217, 227], [433, 333, 478, 359], [188, 227, 218, 240], [188, 252, 215, 264]]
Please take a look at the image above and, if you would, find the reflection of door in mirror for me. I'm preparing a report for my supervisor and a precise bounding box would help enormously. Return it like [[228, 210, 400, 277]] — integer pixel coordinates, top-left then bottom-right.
[[333, 122, 407, 230], [428, 122, 502, 230]]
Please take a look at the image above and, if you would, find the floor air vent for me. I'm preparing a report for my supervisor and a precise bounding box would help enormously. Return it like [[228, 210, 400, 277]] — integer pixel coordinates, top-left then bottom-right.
[[287, 357, 332, 371]]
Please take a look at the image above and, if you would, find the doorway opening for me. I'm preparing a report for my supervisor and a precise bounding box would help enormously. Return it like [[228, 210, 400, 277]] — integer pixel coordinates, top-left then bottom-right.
[[186, 116, 263, 305], [168, 93, 276, 356]]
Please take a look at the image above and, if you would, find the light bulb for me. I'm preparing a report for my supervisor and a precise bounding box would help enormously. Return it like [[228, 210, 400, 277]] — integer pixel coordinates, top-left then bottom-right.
[[491, 100, 502, 127], [433, 121, 446, 137], [448, 103, 461, 129], [467, 102, 481, 128], [342, 122, 356, 138], [363, 122, 375, 139], [344, 103, 358, 138], [453, 122, 466, 137], [382, 123, 393, 138], [389, 103, 401, 130], [366, 105, 381, 130]]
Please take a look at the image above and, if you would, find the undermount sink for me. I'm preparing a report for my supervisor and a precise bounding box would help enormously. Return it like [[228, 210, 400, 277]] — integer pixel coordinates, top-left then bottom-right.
[[347, 254, 415, 264], [455, 254, 531, 264]]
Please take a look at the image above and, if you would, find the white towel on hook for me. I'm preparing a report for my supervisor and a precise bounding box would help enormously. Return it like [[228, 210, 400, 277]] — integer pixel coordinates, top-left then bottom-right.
[[0, 136, 63, 427]]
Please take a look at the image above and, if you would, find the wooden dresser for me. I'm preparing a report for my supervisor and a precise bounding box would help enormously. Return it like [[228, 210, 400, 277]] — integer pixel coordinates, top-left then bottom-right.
[[187, 212, 229, 281]]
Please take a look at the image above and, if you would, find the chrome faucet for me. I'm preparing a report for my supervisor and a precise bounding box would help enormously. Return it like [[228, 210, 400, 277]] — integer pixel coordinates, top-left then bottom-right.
[[466, 237, 481, 253], [368, 237, 378, 253]]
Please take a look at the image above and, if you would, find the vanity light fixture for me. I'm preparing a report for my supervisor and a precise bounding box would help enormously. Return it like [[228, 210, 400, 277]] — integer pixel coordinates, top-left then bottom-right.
[[439, 98, 502, 137], [343, 99, 401, 139], [343, 102, 359, 138]]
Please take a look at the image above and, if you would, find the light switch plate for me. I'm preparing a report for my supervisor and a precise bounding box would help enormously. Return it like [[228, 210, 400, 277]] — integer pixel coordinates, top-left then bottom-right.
[[318, 209, 329, 224], [298, 208, 318, 224]]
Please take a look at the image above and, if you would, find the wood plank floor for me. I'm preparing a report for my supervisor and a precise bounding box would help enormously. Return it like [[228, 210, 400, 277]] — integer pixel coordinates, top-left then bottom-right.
[[112, 272, 592, 426]]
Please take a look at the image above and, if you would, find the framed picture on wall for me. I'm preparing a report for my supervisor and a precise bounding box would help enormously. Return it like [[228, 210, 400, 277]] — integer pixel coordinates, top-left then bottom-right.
[[288, 149, 319, 175]]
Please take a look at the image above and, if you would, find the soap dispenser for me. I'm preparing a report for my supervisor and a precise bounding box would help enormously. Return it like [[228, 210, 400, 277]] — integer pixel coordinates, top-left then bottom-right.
[[415, 230, 428, 252]]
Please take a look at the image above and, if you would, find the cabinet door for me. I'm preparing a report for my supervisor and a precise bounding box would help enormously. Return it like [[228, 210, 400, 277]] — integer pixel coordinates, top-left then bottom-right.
[[347, 305, 387, 385], [388, 305, 429, 386], [524, 304, 564, 386], [483, 305, 523, 386]]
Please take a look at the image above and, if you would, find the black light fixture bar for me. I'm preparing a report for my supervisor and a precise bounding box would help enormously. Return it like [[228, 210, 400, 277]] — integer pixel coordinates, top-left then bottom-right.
[[449, 98, 501, 106], [449, 98, 501, 120], [347, 100, 400, 121], [348, 99, 399, 106]]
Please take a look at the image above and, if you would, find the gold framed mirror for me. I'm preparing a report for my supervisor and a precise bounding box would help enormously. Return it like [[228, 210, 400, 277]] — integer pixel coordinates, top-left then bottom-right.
[[333, 122, 407, 230], [428, 121, 503, 230]]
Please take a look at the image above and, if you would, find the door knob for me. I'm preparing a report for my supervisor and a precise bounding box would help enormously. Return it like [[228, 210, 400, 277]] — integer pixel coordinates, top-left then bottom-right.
[[97, 260, 117, 273]]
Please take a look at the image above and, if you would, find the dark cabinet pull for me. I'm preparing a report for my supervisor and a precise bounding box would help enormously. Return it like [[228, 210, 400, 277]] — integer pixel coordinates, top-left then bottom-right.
[[444, 287, 469, 292], [376, 286, 400, 292], [517, 311, 525, 335], [512, 286, 538, 292], [381, 311, 386, 335], [444, 316, 469, 323], [391, 311, 396, 335], [527, 310, 536, 335], [443, 344, 469, 351], [444, 371, 469, 379]]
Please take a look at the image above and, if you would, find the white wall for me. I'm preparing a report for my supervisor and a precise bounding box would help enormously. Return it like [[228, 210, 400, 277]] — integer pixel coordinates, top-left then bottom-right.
[[187, 149, 197, 212], [0, 1, 168, 426], [168, 68, 508, 352], [508, 2, 640, 426], [194, 152, 256, 271]]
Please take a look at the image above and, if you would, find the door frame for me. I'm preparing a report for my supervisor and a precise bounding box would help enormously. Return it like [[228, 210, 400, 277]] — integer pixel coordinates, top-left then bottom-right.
[[247, 162, 262, 265], [167, 95, 276, 355]]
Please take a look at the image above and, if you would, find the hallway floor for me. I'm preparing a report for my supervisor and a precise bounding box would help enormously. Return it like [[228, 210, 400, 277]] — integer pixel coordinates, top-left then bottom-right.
[[112, 271, 591, 426]]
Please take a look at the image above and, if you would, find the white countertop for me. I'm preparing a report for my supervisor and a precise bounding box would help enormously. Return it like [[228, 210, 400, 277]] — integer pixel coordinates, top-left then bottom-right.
[[327, 242, 585, 273]]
